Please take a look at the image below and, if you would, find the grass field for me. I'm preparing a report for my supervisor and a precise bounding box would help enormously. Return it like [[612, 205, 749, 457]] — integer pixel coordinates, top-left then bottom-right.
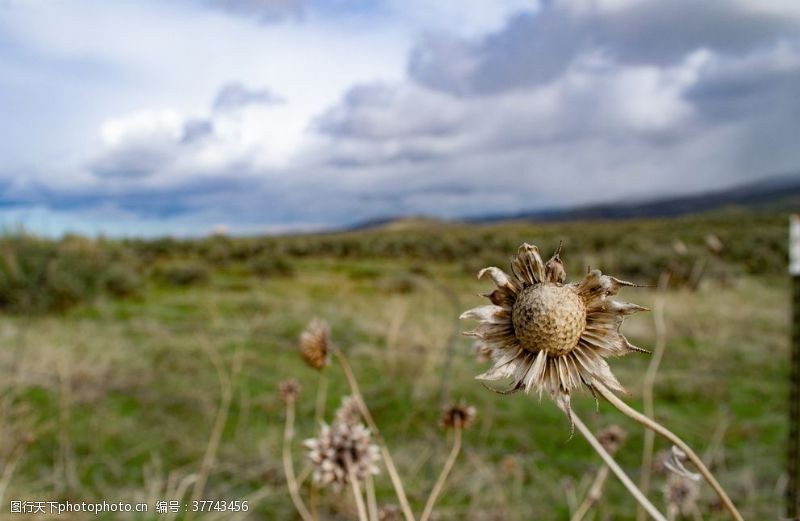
[[0, 211, 791, 519]]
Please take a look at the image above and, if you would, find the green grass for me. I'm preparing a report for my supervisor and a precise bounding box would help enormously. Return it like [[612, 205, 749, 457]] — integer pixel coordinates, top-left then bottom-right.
[[0, 213, 792, 519]]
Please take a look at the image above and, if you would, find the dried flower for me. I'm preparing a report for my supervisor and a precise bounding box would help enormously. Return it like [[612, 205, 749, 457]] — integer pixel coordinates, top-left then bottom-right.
[[299, 318, 330, 370], [461, 242, 648, 418], [334, 395, 362, 427], [663, 475, 699, 515], [596, 425, 627, 454], [305, 422, 380, 489], [277, 378, 301, 404], [440, 401, 477, 430]]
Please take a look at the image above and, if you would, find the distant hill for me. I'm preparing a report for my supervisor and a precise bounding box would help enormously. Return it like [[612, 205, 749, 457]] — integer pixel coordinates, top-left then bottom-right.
[[351, 173, 800, 231], [473, 172, 800, 223]]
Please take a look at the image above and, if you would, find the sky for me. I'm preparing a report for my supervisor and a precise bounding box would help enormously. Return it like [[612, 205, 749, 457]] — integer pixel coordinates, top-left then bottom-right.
[[1, 0, 799, 236]]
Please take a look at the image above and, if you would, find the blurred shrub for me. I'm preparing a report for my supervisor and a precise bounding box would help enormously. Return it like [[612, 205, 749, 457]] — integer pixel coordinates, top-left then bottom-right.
[[0, 234, 144, 313], [249, 254, 294, 278], [156, 261, 209, 287]]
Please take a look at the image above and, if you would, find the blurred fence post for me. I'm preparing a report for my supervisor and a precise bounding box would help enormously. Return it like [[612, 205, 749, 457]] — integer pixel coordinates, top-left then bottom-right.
[[789, 214, 800, 519]]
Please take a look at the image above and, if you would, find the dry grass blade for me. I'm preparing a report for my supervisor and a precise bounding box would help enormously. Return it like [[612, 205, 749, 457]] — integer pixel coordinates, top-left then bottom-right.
[[282, 400, 313, 521], [419, 423, 463, 521]]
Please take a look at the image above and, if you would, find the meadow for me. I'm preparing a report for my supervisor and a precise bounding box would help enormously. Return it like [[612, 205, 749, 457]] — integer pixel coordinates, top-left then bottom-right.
[[0, 210, 790, 519]]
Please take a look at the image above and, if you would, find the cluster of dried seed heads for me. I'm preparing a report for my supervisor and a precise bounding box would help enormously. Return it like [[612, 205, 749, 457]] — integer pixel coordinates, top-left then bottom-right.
[[305, 422, 380, 489]]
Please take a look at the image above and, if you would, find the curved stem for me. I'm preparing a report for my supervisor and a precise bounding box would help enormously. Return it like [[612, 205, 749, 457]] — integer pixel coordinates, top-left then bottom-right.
[[419, 424, 463, 521], [570, 465, 610, 521], [332, 348, 416, 521], [572, 412, 667, 521], [282, 401, 314, 521], [594, 382, 743, 521], [638, 271, 670, 521]]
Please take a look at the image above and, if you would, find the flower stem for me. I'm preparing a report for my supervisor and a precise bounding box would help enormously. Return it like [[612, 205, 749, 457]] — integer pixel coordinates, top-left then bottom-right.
[[314, 370, 328, 425], [283, 401, 313, 521], [572, 411, 667, 521], [594, 382, 744, 521], [419, 423, 463, 521], [570, 464, 610, 521], [366, 473, 379, 521], [332, 347, 416, 521], [637, 271, 670, 521], [348, 464, 369, 521]]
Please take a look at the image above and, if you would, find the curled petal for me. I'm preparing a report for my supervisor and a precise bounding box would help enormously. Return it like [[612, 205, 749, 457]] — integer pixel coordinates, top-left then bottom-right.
[[478, 267, 518, 293], [459, 305, 509, 323]]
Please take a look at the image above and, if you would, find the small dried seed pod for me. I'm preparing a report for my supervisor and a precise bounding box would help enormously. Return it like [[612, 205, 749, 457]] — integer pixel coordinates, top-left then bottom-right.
[[333, 395, 362, 427], [440, 401, 477, 430], [596, 425, 627, 454], [277, 378, 301, 404], [299, 318, 331, 370]]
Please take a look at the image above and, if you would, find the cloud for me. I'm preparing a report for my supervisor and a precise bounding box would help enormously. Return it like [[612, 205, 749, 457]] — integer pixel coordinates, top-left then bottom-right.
[[3, 0, 800, 235], [212, 82, 284, 111], [408, 0, 800, 96], [206, 0, 306, 22]]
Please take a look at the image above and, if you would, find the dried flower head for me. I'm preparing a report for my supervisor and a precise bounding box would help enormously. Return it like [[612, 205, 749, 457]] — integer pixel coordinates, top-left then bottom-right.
[[334, 395, 362, 427], [305, 422, 380, 489], [440, 401, 477, 430], [277, 378, 301, 404], [596, 425, 627, 454], [461, 242, 648, 418], [299, 318, 330, 370], [663, 475, 699, 515]]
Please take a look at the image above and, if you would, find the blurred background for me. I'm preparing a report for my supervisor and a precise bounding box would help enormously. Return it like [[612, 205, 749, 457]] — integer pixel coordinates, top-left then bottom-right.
[[0, 0, 798, 519]]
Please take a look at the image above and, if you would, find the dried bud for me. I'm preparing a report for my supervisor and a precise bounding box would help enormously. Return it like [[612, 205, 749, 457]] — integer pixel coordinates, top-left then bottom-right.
[[299, 318, 330, 370], [277, 378, 301, 404], [663, 475, 699, 516], [596, 425, 627, 454], [440, 401, 477, 430], [544, 242, 567, 284], [334, 395, 362, 427]]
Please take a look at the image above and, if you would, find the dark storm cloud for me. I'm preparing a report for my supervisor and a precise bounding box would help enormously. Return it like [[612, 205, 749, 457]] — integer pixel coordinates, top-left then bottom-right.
[[212, 82, 284, 111], [409, 1, 800, 96], [90, 146, 175, 179], [206, 0, 306, 22]]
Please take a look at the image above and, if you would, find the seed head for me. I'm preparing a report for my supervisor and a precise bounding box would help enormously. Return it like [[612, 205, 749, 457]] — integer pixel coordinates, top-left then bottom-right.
[[461, 242, 648, 424], [334, 395, 362, 427], [440, 401, 477, 430], [299, 318, 330, 370], [277, 378, 301, 404], [596, 425, 627, 454], [305, 422, 380, 489], [663, 475, 699, 515]]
